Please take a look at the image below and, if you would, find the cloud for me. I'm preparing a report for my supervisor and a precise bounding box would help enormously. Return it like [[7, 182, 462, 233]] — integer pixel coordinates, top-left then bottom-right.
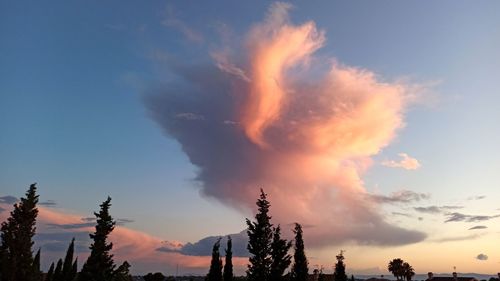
[[391, 212, 412, 218], [145, 2, 426, 247], [476, 253, 488, 261], [445, 212, 500, 223], [157, 231, 249, 257], [382, 153, 421, 170], [0, 196, 18, 204], [162, 5, 204, 43], [467, 195, 486, 201], [369, 190, 430, 204], [469, 225, 488, 230], [175, 112, 205, 121], [39, 200, 57, 207], [432, 233, 484, 243], [414, 205, 463, 214]]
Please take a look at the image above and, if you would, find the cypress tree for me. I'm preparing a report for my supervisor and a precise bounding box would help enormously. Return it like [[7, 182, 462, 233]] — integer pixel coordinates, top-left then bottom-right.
[[351, 275, 356, 281], [270, 225, 291, 281], [290, 223, 308, 281], [223, 236, 233, 281], [46, 262, 55, 281], [246, 189, 273, 281], [53, 259, 63, 281], [33, 248, 41, 279], [62, 238, 76, 281], [207, 238, 223, 281], [79, 197, 116, 281], [334, 251, 347, 281], [0, 183, 40, 281], [72, 259, 78, 280]]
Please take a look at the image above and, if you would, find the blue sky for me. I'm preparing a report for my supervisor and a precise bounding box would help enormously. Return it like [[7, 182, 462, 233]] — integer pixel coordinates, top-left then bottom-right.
[[1, 0, 500, 275]]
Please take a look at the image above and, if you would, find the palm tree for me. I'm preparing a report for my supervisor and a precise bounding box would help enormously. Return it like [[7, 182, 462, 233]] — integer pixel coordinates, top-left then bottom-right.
[[403, 262, 415, 281], [388, 258, 405, 281]]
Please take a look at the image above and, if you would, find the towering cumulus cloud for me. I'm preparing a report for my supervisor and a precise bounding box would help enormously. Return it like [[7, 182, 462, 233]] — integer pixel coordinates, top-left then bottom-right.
[[146, 3, 425, 247]]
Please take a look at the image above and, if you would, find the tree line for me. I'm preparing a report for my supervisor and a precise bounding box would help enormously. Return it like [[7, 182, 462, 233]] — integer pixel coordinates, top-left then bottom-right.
[[0, 184, 416, 281]]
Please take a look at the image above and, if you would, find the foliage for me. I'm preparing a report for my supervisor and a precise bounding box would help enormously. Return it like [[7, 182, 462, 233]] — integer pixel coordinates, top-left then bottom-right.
[[207, 238, 223, 281], [223, 236, 233, 281], [79, 197, 116, 281], [0, 183, 40, 281], [334, 251, 347, 281], [270, 225, 292, 281], [290, 223, 308, 281], [246, 189, 273, 281], [143, 272, 166, 281]]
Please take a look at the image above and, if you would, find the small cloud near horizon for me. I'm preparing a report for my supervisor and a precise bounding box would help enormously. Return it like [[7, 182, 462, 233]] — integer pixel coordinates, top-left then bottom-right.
[[469, 225, 488, 230], [476, 253, 488, 261]]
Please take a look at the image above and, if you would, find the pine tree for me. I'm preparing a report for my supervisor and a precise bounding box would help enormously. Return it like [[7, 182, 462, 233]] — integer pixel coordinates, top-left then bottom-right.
[[62, 238, 77, 281], [0, 183, 40, 281], [246, 189, 273, 281], [270, 225, 292, 281], [334, 251, 347, 281], [79, 197, 116, 281], [46, 262, 55, 281], [223, 236, 233, 281], [290, 223, 308, 281], [112, 261, 132, 281], [207, 238, 223, 281]]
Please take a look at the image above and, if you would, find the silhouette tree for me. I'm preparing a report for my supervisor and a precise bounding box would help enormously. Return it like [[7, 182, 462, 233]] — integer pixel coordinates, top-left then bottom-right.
[[53, 259, 63, 281], [33, 248, 41, 279], [402, 262, 415, 281], [207, 238, 223, 281], [270, 225, 292, 281], [112, 261, 133, 281], [61, 238, 77, 281], [0, 183, 40, 281], [351, 275, 356, 281], [290, 223, 308, 281], [46, 262, 55, 281], [246, 189, 273, 281], [318, 268, 326, 281], [223, 236, 233, 281], [143, 272, 165, 281], [388, 258, 405, 281], [79, 197, 116, 281], [334, 250, 347, 281]]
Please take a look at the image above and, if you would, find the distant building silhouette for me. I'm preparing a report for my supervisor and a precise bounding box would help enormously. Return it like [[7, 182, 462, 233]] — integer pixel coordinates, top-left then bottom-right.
[[426, 272, 477, 281]]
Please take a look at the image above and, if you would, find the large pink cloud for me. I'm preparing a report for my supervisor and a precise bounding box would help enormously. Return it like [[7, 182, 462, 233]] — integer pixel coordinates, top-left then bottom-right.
[[146, 2, 426, 247]]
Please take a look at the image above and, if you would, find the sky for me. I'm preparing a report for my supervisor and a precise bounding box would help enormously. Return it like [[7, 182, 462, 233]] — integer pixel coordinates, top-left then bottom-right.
[[1, 0, 500, 276]]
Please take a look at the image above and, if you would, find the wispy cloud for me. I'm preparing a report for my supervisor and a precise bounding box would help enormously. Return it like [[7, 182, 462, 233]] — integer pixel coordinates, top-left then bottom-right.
[[39, 200, 57, 207], [432, 233, 484, 243], [382, 153, 421, 170], [0, 196, 18, 204], [445, 212, 500, 223], [369, 190, 430, 204], [175, 112, 205, 121], [414, 205, 463, 214], [469, 225, 488, 230], [467, 195, 486, 201], [162, 6, 204, 43]]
